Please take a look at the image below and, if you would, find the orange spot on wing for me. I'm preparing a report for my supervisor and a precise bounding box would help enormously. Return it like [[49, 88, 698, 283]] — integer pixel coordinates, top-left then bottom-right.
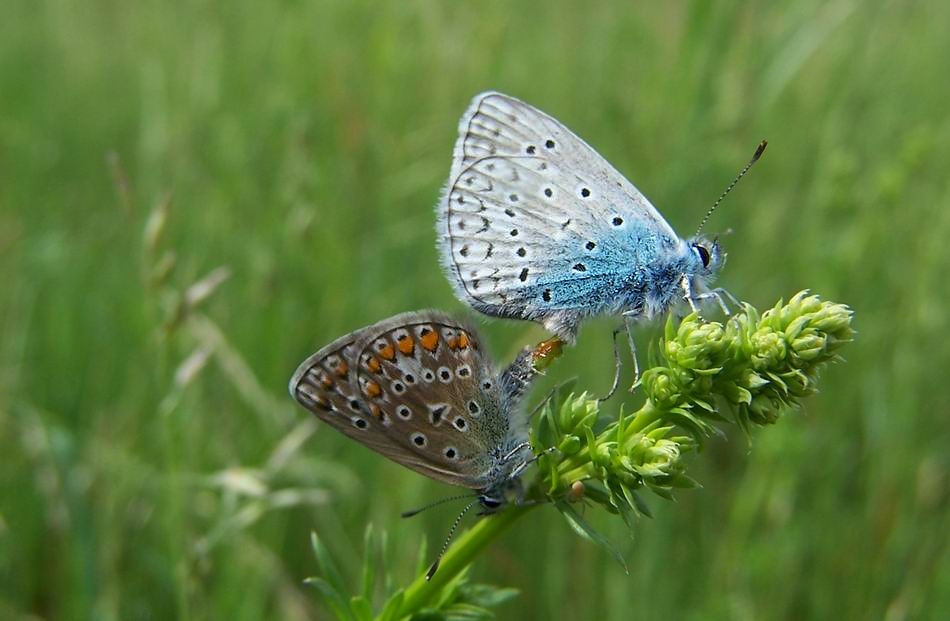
[[420, 328, 439, 352], [370, 404, 383, 419], [366, 356, 381, 373], [457, 332, 470, 349], [447, 336, 459, 350], [397, 334, 415, 355], [319, 373, 334, 390], [378, 343, 396, 361], [335, 360, 349, 377], [364, 380, 382, 398]]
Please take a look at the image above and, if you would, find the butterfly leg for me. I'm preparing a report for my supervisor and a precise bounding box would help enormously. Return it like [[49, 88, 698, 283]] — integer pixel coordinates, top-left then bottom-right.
[[621, 312, 642, 392], [680, 275, 700, 313], [525, 385, 560, 421], [525, 361, 590, 420], [713, 287, 742, 309], [507, 445, 557, 480], [692, 290, 731, 315], [691, 288, 741, 316], [596, 326, 625, 402], [510, 446, 557, 479], [502, 441, 532, 463]]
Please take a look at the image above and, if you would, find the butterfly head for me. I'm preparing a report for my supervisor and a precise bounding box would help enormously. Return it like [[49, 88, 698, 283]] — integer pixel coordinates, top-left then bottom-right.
[[477, 474, 525, 514], [686, 236, 725, 281]]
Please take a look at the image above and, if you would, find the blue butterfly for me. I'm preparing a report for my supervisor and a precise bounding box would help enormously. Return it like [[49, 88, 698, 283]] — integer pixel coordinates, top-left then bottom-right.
[[436, 92, 762, 350]]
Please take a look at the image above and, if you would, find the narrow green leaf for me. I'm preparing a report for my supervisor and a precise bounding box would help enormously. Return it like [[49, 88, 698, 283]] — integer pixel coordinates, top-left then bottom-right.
[[766, 371, 789, 393], [583, 424, 598, 453], [311, 532, 349, 603], [555, 501, 628, 573], [460, 584, 520, 608], [671, 474, 703, 489], [362, 524, 376, 601], [536, 403, 555, 447], [304, 577, 355, 621], [645, 425, 675, 440], [648, 485, 676, 501], [377, 590, 404, 621], [612, 489, 638, 533], [546, 455, 560, 496], [615, 406, 627, 443], [614, 483, 647, 519], [350, 595, 373, 621], [630, 490, 654, 518], [380, 530, 394, 599], [433, 567, 470, 609], [443, 603, 495, 620], [667, 407, 721, 441], [414, 538, 429, 577], [581, 482, 612, 506], [664, 314, 677, 341]]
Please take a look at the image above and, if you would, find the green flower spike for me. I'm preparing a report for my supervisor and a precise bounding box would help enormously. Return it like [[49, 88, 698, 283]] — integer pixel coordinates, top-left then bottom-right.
[[536, 291, 854, 531]]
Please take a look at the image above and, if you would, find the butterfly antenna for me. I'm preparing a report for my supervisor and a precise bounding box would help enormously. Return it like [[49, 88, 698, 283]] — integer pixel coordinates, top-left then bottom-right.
[[401, 493, 474, 518], [426, 498, 480, 580], [695, 140, 768, 237]]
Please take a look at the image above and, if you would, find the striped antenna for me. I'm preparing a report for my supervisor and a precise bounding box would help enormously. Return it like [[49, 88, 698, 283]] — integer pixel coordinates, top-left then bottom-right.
[[425, 498, 481, 580], [401, 493, 474, 518], [695, 140, 768, 237]]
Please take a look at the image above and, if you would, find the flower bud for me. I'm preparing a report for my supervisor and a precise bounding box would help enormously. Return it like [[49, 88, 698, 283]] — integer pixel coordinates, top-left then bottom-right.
[[591, 442, 614, 468], [558, 435, 582, 455], [643, 369, 680, 409], [747, 393, 785, 425], [558, 393, 599, 433], [750, 329, 787, 370], [791, 333, 826, 362], [636, 438, 683, 479]]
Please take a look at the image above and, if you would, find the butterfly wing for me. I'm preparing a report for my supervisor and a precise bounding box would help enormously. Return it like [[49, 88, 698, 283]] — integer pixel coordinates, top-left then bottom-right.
[[349, 311, 519, 489], [290, 311, 516, 490], [437, 92, 682, 337], [290, 331, 408, 458]]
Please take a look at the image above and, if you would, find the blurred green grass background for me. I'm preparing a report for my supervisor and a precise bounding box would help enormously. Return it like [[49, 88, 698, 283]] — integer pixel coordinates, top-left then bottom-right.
[[1, 1, 948, 619]]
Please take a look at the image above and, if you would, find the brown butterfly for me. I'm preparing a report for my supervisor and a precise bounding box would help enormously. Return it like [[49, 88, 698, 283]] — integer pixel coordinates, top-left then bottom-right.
[[289, 310, 544, 577]]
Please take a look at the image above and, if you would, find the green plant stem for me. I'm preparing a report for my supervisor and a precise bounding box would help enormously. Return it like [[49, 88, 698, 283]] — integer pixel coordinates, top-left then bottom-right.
[[392, 504, 535, 618], [623, 401, 662, 435]]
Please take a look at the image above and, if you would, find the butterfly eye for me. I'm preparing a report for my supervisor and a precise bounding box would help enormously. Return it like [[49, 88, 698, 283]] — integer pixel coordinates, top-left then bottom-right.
[[478, 495, 502, 510], [693, 244, 711, 268]]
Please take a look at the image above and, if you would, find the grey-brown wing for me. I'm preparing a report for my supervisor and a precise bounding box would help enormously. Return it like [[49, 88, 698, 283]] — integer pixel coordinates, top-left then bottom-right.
[[350, 310, 511, 489], [289, 311, 509, 490]]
